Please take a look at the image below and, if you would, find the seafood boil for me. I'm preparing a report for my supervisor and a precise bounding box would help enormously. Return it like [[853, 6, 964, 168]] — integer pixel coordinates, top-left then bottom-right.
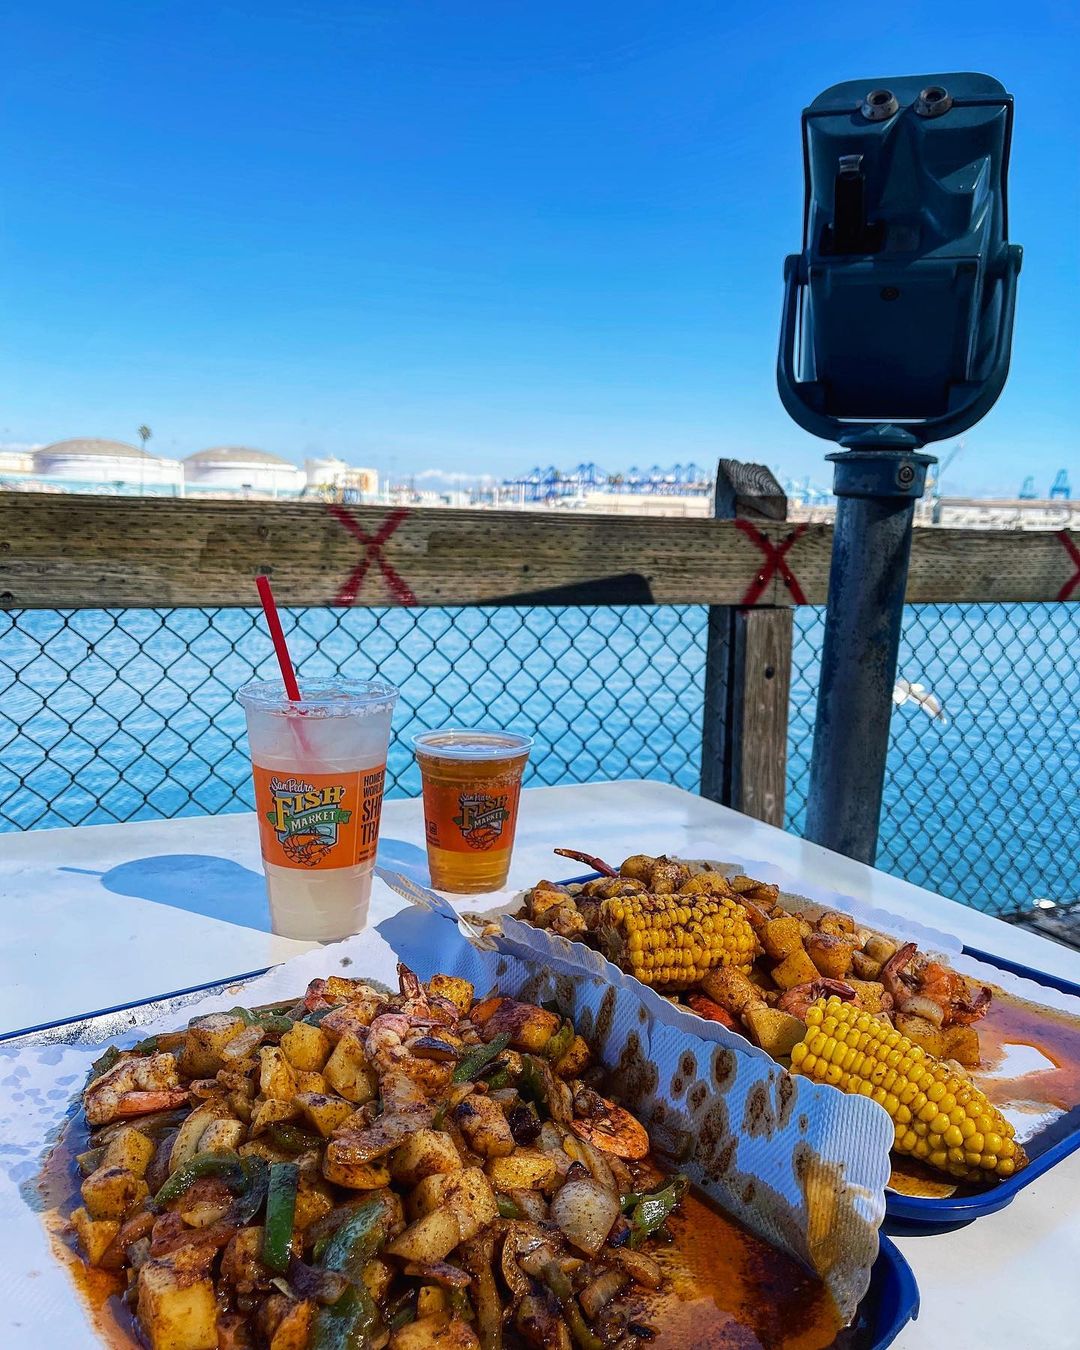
[[517, 851, 1028, 1186]]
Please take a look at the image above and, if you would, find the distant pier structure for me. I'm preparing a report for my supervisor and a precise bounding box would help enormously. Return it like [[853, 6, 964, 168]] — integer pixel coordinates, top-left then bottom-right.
[[503, 463, 712, 504]]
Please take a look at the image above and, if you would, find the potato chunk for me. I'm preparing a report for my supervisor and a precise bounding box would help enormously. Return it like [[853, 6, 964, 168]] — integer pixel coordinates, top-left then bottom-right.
[[770, 947, 820, 991], [428, 974, 474, 1014], [452, 1094, 514, 1158], [71, 1206, 120, 1265], [552, 1034, 591, 1079], [323, 1035, 378, 1104], [473, 998, 561, 1053], [486, 1149, 558, 1191], [295, 1091, 356, 1138], [761, 916, 804, 961], [259, 1047, 297, 1102], [390, 1316, 479, 1350], [803, 933, 856, 980], [403, 1167, 498, 1243], [294, 1173, 336, 1231], [409, 1171, 456, 1220], [942, 1024, 981, 1068], [895, 1014, 945, 1060], [102, 1127, 155, 1178], [384, 1207, 462, 1264], [178, 1012, 246, 1077], [81, 1166, 149, 1221], [293, 1070, 328, 1094], [744, 1007, 806, 1059], [322, 1152, 391, 1190], [416, 1286, 449, 1318], [846, 979, 888, 1013], [280, 1020, 332, 1072], [250, 1098, 299, 1136], [269, 1298, 314, 1350], [137, 1257, 217, 1350], [445, 1167, 499, 1242], [389, 1128, 463, 1187], [198, 1117, 245, 1153], [816, 911, 856, 936]]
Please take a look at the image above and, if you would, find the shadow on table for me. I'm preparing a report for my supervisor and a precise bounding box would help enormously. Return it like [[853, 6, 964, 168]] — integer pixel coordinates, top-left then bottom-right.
[[61, 855, 272, 931], [375, 901, 462, 972], [883, 1215, 977, 1238], [375, 838, 431, 887], [58, 838, 431, 934]]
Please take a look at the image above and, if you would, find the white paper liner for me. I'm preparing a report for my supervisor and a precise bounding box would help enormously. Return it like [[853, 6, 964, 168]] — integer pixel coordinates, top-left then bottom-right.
[[0, 878, 892, 1344]]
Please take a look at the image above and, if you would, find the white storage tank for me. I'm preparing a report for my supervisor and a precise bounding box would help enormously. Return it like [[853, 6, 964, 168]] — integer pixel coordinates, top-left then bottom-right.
[[304, 459, 379, 496], [305, 456, 351, 488], [34, 438, 183, 489], [184, 446, 304, 494], [0, 447, 35, 474]]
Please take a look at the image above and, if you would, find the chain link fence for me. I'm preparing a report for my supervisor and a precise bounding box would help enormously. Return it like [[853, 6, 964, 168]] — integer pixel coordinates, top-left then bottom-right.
[[0, 606, 704, 828], [1, 602, 1076, 920], [786, 602, 1080, 916]]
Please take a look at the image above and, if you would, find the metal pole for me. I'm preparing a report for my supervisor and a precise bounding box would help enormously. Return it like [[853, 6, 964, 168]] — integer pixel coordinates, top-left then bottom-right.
[[805, 431, 934, 863]]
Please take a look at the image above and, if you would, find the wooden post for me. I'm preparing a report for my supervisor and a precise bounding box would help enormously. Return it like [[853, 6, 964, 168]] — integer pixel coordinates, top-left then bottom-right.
[[700, 461, 793, 826]]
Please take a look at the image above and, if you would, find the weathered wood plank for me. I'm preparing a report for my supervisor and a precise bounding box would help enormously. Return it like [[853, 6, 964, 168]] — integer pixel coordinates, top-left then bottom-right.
[[0, 493, 1074, 609], [701, 462, 793, 824], [732, 608, 793, 827]]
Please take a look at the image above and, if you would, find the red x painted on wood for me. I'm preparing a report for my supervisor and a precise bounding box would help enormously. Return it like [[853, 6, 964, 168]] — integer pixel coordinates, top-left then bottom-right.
[[1057, 530, 1080, 602], [327, 505, 418, 606], [734, 518, 809, 605]]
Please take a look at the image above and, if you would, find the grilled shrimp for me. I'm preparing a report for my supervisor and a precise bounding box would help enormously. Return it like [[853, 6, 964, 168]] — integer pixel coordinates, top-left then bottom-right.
[[881, 943, 991, 1027], [776, 979, 857, 1021], [84, 1052, 188, 1125], [365, 1011, 456, 1093], [569, 1087, 650, 1160]]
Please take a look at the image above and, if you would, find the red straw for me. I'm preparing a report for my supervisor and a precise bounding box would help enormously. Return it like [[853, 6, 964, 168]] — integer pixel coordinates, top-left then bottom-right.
[[256, 575, 302, 702]]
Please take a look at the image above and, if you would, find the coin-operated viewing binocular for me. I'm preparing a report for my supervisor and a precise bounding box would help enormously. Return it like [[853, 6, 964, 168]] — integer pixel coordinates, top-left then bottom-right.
[[780, 74, 1023, 866], [778, 72, 1021, 447]]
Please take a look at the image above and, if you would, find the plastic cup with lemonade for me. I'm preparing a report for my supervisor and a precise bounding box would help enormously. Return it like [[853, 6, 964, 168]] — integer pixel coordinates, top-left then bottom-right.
[[412, 729, 533, 893], [238, 677, 398, 940]]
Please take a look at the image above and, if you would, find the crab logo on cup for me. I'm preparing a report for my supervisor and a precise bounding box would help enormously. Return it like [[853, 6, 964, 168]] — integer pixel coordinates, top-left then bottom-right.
[[267, 775, 351, 867], [251, 764, 387, 871], [452, 791, 512, 851]]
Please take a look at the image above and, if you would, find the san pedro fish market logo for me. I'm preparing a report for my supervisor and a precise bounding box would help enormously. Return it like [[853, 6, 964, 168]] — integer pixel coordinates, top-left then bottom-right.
[[453, 791, 511, 851], [268, 776, 350, 867]]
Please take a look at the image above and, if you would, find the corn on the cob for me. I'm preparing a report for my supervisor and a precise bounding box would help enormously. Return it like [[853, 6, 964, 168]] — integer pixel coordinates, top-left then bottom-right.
[[596, 892, 758, 991], [790, 996, 1026, 1182]]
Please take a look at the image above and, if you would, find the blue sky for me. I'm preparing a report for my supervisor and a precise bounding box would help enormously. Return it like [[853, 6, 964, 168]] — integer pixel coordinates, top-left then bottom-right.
[[2, 1, 1077, 495]]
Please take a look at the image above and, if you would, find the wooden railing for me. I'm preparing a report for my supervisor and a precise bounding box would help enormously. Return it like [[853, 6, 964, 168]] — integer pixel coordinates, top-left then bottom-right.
[[2, 490, 1074, 610], [1, 482, 1075, 832]]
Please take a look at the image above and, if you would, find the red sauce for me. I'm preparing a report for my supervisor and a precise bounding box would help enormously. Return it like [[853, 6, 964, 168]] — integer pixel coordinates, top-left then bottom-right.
[[39, 1117, 138, 1349], [651, 1195, 851, 1350], [975, 987, 1080, 1114]]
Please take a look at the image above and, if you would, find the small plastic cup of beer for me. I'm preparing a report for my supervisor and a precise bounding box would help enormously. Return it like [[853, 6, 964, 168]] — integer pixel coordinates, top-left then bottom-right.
[[412, 729, 533, 893], [238, 677, 399, 941]]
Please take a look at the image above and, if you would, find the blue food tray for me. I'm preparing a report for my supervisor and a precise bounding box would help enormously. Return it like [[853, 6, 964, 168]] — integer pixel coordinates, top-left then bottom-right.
[[861, 1235, 919, 1348], [556, 871, 1080, 1227], [886, 942, 1080, 1224]]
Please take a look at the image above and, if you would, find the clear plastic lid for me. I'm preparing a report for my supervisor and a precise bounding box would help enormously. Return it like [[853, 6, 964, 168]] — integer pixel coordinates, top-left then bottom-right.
[[237, 677, 399, 717], [412, 728, 534, 760]]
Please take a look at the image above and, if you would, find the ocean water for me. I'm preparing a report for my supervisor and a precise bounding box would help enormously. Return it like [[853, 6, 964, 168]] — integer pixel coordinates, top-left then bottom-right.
[[0, 602, 1076, 919]]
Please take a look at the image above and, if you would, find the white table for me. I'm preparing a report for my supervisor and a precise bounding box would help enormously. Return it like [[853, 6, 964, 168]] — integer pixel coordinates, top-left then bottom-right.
[[1, 779, 1077, 1347]]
